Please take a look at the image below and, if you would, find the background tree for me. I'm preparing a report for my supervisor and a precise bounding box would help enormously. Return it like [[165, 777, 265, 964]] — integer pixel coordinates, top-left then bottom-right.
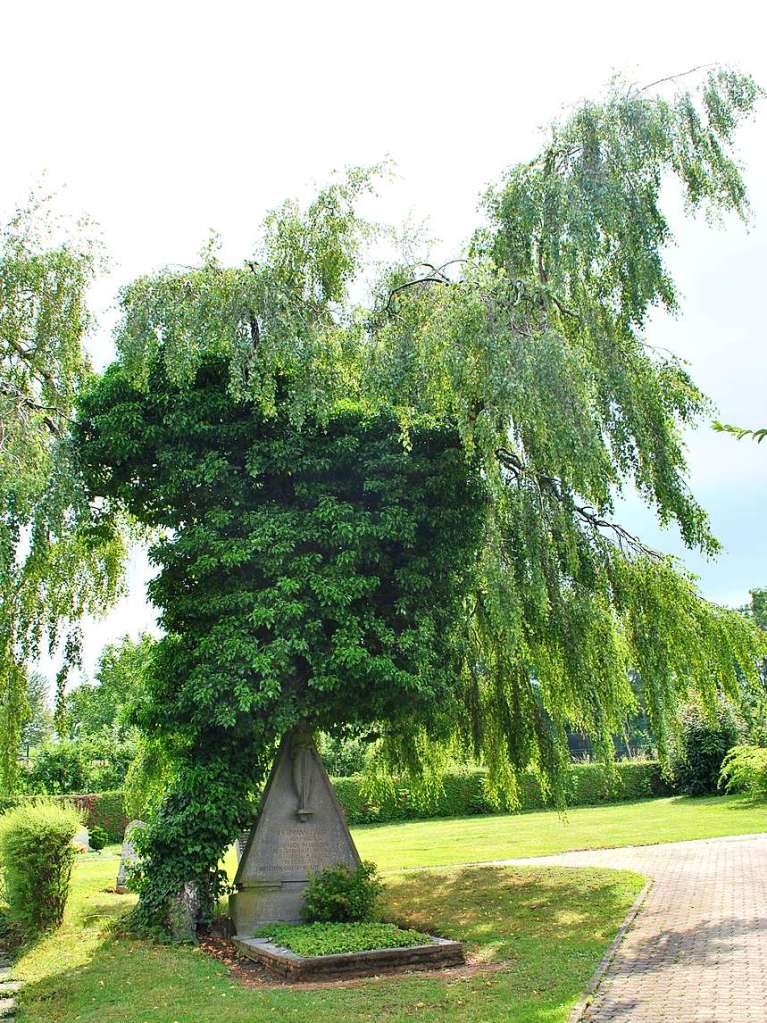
[[23, 633, 154, 795], [0, 196, 126, 791], [20, 670, 54, 759], [74, 68, 767, 928], [66, 632, 154, 739]]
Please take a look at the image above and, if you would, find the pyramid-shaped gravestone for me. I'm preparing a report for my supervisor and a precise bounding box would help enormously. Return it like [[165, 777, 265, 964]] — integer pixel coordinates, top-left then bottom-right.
[[230, 729, 361, 935]]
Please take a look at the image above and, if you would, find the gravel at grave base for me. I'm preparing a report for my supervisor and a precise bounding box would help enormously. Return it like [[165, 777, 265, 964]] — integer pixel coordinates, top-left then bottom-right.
[[198, 933, 508, 989]]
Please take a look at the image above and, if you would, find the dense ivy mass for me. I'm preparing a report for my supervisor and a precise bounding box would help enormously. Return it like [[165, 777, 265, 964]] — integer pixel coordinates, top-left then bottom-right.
[[75, 357, 486, 921], [71, 68, 767, 927]]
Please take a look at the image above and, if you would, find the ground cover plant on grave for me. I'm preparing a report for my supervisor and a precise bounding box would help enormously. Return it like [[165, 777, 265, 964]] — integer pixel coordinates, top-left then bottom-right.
[[65, 66, 767, 933]]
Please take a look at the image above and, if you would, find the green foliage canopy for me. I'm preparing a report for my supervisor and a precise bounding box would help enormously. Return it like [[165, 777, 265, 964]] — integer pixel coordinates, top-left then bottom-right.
[[73, 68, 767, 926], [0, 199, 126, 790], [76, 357, 485, 923], [66, 632, 154, 739]]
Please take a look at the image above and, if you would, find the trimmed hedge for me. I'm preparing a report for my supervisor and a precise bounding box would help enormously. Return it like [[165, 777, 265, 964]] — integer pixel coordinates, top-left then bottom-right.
[[0, 761, 668, 838], [332, 760, 669, 825], [0, 802, 81, 934], [0, 790, 127, 843]]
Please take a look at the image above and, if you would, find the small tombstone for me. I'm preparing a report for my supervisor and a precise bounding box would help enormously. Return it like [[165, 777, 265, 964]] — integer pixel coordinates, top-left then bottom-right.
[[169, 881, 201, 942], [230, 728, 361, 935], [72, 826, 90, 851], [116, 819, 145, 893]]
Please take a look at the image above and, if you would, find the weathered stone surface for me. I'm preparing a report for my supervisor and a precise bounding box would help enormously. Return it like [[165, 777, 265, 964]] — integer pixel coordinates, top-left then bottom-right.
[[115, 819, 145, 892], [0, 996, 16, 1018], [72, 826, 90, 851], [233, 934, 465, 980], [234, 830, 251, 862], [169, 881, 201, 942], [0, 984, 21, 995], [230, 729, 361, 934]]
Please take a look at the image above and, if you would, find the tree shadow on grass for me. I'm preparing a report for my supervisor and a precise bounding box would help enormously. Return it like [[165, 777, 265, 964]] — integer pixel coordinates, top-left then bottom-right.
[[17, 865, 642, 1023], [383, 864, 642, 962]]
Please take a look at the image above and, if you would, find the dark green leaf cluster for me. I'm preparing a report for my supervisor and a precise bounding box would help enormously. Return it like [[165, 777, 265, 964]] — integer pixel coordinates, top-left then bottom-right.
[[302, 861, 383, 923], [74, 356, 486, 922]]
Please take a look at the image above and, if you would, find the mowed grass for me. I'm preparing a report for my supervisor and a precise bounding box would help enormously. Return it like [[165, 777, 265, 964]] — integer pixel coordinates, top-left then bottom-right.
[[11, 794, 766, 1023], [352, 794, 767, 871], [14, 849, 643, 1023]]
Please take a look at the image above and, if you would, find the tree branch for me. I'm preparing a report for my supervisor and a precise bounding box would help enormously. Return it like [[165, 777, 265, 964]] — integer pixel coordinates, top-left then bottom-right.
[[637, 64, 713, 95], [385, 276, 451, 313], [0, 383, 66, 434], [496, 447, 663, 561]]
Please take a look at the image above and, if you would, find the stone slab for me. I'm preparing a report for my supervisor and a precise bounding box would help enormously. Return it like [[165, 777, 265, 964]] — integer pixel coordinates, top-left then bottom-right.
[[0, 997, 16, 1018], [116, 819, 145, 892], [0, 984, 21, 995], [72, 826, 90, 851], [230, 730, 361, 933], [233, 934, 465, 980]]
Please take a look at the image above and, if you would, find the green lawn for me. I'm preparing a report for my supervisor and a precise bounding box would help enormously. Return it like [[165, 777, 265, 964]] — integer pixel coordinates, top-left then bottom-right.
[[352, 794, 767, 871], [13, 850, 643, 1023], [10, 793, 767, 1023]]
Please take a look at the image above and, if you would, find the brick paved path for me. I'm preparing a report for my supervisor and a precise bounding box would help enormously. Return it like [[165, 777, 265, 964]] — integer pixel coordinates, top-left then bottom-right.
[[504, 833, 767, 1023]]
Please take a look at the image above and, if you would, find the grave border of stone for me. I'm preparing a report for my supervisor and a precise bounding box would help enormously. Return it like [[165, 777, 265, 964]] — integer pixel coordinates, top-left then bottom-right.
[[232, 933, 465, 981]]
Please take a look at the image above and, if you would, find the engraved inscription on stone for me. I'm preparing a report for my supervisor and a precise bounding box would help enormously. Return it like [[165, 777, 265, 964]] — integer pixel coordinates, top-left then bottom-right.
[[230, 730, 361, 933]]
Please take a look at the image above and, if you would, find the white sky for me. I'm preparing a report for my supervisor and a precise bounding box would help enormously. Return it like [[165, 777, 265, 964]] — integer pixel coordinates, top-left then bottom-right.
[[2, 0, 765, 685]]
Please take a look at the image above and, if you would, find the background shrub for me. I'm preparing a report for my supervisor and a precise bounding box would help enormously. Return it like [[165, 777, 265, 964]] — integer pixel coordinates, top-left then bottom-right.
[[0, 761, 669, 841], [88, 824, 109, 851], [25, 733, 137, 796], [0, 803, 81, 934], [0, 790, 127, 844], [719, 744, 767, 799], [669, 703, 742, 796], [302, 861, 382, 923], [332, 759, 668, 825]]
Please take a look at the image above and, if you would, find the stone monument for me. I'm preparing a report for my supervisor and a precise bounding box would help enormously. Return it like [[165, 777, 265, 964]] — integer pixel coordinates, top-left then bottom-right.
[[230, 728, 361, 935], [116, 819, 145, 893], [72, 826, 90, 851]]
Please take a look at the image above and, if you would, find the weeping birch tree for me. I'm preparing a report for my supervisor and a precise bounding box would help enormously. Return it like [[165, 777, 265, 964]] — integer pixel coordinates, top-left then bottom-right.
[[74, 68, 766, 926], [0, 200, 126, 790]]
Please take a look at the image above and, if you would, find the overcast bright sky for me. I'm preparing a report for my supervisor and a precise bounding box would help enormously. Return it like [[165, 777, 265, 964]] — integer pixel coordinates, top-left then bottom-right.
[[3, 0, 765, 685]]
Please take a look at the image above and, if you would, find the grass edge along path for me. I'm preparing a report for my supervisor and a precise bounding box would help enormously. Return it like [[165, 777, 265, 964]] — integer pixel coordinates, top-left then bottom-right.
[[12, 851, 644, 1023], [351, 794, 767, 871]]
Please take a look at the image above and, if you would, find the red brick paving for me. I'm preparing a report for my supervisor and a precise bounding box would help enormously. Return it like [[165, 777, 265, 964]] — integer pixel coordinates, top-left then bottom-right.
[[505, 834, 767, 1022]]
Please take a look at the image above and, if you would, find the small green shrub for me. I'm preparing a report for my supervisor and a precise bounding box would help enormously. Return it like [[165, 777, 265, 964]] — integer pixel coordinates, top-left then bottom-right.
[[254, 920, 430, 956], [0, 803, 81, 934], [302, 861, 382, 923], [719, 744, 767, 799], [670, 703, 742, 796], [88, 824, 109, 851]]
